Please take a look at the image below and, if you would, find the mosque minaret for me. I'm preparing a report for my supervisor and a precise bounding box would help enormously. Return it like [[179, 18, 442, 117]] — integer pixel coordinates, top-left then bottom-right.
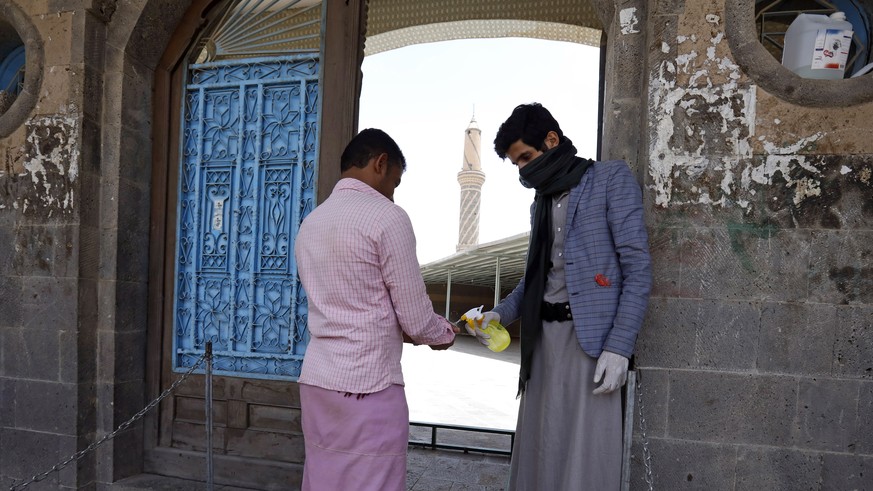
[[456, 112, 486, 251]]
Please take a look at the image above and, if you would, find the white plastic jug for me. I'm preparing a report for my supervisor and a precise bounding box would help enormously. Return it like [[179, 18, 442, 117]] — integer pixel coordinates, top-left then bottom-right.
[[782, 12, 854, 80]]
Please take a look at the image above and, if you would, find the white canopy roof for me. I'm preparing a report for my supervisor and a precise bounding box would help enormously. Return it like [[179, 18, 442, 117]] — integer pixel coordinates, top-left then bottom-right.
[[419, 232, 530, 288]]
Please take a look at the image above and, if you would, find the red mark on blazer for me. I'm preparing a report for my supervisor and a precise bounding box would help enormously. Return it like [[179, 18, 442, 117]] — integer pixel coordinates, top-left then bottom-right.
[[595, 274, 611, 287]]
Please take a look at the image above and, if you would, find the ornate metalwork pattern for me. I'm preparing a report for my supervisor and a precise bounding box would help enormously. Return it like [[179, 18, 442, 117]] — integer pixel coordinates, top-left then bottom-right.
[[173, 55, 318, 380]]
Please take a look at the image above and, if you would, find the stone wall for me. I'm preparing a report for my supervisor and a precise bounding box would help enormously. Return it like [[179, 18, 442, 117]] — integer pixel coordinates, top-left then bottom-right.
[[0, 0, 194, 488], [0, 0, 870, 489], [633, 0, 873, 489]]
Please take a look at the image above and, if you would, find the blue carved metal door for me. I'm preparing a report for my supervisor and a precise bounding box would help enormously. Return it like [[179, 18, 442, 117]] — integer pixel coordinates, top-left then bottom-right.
[[172, 55, 317, 380]]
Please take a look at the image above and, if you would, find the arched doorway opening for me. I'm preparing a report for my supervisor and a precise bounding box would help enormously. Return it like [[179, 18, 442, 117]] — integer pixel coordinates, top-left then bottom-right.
[[141, 1, 637, 488]]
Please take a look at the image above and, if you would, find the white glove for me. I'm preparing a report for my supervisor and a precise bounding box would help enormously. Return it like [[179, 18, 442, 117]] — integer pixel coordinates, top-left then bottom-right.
[[464, 311, 499, 346], [592, 351, 628, 395]]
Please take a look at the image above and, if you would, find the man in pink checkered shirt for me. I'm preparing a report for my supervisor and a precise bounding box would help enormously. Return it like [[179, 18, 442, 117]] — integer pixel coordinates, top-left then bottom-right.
[[294, 128, 457, 491]]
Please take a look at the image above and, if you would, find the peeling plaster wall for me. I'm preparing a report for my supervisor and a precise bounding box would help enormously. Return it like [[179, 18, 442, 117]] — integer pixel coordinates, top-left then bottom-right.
[[649, 10, 873, 215], [0, 0, 143, 489], [0, 109, 81, 216], [637, 0, 873, 488]]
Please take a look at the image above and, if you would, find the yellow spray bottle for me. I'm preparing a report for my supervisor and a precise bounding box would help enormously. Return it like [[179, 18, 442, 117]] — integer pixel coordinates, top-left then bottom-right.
[[460, 305, 511, 353]]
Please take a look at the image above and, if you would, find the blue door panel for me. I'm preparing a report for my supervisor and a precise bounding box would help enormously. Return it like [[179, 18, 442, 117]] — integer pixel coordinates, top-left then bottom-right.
[[173, 56, 317, 380]]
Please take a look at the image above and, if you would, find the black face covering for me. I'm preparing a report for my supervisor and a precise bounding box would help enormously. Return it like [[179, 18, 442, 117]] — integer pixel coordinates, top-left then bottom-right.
[[517, 139, 592, 395]]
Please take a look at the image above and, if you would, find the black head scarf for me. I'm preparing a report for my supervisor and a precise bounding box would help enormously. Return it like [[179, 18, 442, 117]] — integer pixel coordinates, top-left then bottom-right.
[[517, 139, 592, 395]]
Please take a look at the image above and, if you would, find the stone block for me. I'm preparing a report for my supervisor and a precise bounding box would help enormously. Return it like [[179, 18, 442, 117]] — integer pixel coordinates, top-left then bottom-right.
[[58, 328, 78, 384], [124, 0, 191, 69], [104, 330, 147, 383], [1, 327, 58, 381], [808, 230, 873, 305], [32, 64, 81, 117], [678, 226, 757, 300], [632, 367, 669, 438], [858, 381, 873, 454], [79, 115, 102, 177], [21, 0, 51, 16], [760, 229, 813, 302], [0, 377, 13, 426], [667, 371, 796, 446], [13, 225, 61, 277], [755, 90, 873, 155], [0, 275, 22, 328], [821, 451, 873, 490], [758, 156, 873, 231], [630, 437, 736, 491], [98, 227, 118, 281], [36, 11, 80, 67], [0, 215, 15, 275], [651, 0, 685, 16], [78, 224, 99, 280], [693, 299, 760, 370], [793, 378, 861, 453], [0, 428, 64, 487], [833, 305, 873, 379], [757, 302, 836, 376], [679, 226, 809, 303], [113, 280, 148, 333], [119, 59, 155, 136], [109, 425, 145, 481], [21, 277, 77, 331], [115, 182, 150, 282], [637, 298, 699, 368], [76, 382, 97, 439], [648, 226, 681, 298], [12, 379, 77, 434], [11, 224, 77, 279], [735, 446, 821, 491], [119, 126, 153, 186]]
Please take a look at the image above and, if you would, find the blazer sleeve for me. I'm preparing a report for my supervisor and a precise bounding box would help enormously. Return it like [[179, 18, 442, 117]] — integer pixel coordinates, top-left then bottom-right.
[[493, 277, 524, 324], [602, 163, 652, 357]]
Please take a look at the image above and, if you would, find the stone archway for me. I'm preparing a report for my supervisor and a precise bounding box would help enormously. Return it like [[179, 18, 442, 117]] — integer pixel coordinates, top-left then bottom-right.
[[100, 0, 649, 487]]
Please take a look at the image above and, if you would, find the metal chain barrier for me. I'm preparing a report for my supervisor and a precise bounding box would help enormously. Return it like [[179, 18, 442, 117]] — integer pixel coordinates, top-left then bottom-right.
[[636, 369, 655, 491], [8, 351, 209, 491]]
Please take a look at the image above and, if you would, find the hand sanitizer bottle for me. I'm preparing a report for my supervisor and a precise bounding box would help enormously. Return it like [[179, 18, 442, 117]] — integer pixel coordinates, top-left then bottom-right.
[[460, 305, 511, 353]]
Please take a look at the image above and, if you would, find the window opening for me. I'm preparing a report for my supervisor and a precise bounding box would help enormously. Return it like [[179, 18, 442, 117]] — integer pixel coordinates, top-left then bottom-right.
[[756, 0, 872, 76], [0, 24, 25, 114]]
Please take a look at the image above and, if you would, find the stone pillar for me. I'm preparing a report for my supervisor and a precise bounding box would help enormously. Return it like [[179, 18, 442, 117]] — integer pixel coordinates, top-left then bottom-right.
[[457, 115, 485, 251]]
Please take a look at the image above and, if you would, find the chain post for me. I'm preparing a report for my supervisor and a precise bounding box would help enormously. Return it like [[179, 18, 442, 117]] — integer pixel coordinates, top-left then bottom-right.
[[205, 341, 214, 491]]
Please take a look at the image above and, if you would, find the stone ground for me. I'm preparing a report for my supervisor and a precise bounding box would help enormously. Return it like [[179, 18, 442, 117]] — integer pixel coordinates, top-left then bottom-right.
[[115, 447, 511, 490], [114, 336, 519, 490]]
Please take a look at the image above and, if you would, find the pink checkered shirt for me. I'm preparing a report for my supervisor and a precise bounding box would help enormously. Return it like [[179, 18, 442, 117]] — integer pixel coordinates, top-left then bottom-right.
[[295, 178, 455, 394]]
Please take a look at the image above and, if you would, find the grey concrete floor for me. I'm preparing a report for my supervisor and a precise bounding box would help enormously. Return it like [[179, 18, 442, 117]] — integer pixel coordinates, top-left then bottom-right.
[[402, 334, 521, 431], [112, 336, 518, 490]]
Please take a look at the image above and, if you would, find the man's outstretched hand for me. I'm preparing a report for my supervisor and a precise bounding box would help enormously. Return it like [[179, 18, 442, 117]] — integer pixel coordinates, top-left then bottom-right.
[[429, 322, 460, 350]]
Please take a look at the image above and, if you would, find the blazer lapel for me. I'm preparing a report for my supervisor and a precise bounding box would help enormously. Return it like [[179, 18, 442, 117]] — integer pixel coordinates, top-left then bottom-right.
[[566, 164, 593, 225]]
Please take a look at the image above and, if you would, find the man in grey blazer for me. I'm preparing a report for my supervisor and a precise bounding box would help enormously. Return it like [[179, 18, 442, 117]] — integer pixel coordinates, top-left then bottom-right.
[[472, 103, 651, 490]]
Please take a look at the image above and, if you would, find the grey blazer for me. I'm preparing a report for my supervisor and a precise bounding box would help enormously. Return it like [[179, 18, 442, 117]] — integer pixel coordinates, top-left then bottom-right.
[[493, 160, 652, 359]]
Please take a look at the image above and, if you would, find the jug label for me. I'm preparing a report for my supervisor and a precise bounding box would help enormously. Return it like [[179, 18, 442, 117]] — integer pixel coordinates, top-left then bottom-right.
[[812, 29, 853, 70]]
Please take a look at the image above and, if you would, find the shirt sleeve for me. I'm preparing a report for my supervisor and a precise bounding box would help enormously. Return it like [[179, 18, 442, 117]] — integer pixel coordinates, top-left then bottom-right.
[[378, 207, 456, 345]]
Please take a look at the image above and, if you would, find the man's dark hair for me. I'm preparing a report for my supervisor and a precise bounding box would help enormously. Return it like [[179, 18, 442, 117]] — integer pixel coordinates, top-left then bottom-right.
[[340, 128, 407, 172], [493, 103, 566, 160]]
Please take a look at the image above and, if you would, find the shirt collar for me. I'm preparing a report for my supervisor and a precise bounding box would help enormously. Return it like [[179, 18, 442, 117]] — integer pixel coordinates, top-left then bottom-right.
[[334, 177, 385, 199]]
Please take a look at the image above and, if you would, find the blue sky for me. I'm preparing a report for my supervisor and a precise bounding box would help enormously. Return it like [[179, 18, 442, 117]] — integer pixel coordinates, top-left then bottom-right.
[[359, 37, 601, 263]]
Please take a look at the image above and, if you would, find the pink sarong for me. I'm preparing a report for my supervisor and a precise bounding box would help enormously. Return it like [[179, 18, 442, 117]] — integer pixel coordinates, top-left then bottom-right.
[[300, 383, 409, 491]]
